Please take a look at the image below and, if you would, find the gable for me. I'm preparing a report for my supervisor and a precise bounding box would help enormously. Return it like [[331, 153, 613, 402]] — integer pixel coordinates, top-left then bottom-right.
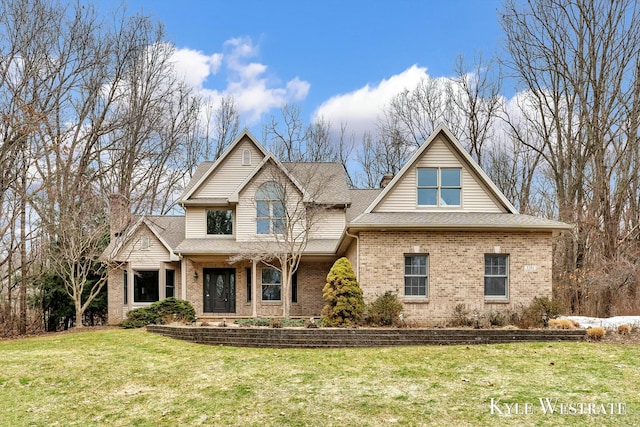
[[191, 136, 266, 199], [235, 162, 306, 240], [367, 126, 516, 214], [113, 223, 172, 266], [374, 136, 506, 213]]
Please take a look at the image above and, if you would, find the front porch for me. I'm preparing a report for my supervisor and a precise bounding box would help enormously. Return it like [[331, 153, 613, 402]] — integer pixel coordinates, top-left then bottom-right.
[[184, 256, 333, 319]]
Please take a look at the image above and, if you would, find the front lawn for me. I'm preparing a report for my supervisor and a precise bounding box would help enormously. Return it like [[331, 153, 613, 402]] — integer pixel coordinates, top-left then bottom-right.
[[0, 328, 638, 426]]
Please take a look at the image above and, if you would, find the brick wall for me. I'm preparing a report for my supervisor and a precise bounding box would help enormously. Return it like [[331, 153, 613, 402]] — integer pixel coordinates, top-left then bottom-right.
[[107, 268, 125, 324], [187, 258, 334, 318], [357, 230, 553, 324]]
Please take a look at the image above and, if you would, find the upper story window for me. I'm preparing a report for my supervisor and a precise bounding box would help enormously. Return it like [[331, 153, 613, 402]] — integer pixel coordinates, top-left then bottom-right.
[[417, 168, 461, 207], [206, 209, 233, 235], [242, 149, 251, 166], [256, 182, 285, 235]]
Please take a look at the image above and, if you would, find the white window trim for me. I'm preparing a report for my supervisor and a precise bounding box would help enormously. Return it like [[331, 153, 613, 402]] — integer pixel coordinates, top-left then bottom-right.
[[416, 167, 462, 208], [140, 235, 150, 250], [404, 254, 429, 298], [484, 254, 509, 299], [242, 149, 251, 166]]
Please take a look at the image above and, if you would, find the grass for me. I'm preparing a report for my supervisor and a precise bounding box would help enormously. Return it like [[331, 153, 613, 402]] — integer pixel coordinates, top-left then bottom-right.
[[0, 328, 638, 426]]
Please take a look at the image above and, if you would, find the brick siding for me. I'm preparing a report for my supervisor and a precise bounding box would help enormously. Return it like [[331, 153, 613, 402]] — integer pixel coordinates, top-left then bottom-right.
[[357, 230, 553, 324]]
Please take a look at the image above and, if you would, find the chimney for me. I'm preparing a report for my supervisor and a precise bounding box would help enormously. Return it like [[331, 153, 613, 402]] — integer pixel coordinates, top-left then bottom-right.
[[109, 193, 130, 239], [379, 174, 394, 189]]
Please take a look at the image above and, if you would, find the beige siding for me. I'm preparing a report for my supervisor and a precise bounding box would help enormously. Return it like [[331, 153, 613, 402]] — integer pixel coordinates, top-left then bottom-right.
[[116, 226, 171, 267], [375, 136, 505, 213], [192, 138, 264, 199], [309, 208, 346, 239], [185, 207, 205, 238], [236, 164, 305, 242], [185, 206, 237, 239]]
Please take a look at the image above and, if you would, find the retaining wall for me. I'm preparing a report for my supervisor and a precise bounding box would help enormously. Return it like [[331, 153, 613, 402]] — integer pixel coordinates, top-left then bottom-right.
[[146, 325, 585, 348]]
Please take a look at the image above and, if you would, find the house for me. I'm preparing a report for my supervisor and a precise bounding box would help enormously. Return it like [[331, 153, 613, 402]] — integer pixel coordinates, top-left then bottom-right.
[[104, 125, 571, 325]]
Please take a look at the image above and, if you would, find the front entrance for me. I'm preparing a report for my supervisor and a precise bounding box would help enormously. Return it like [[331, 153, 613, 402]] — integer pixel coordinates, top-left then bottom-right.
[[203, 268, 236, 313]]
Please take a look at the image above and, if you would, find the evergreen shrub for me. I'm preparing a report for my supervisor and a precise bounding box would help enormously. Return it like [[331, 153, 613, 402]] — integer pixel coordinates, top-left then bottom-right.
[[121, 297, 196, 328], [364, 291, 403, 326], [321, 257, 364, 327]]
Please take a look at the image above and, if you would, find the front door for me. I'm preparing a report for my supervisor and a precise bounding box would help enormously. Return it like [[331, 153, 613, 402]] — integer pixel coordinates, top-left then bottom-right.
[[203, 268, 236, 313]]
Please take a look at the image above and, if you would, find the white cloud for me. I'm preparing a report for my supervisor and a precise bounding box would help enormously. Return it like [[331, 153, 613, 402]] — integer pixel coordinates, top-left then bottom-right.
[[312, 65, 430, 136], [169, 37, 310, 126], [171, 48, 222, 88]]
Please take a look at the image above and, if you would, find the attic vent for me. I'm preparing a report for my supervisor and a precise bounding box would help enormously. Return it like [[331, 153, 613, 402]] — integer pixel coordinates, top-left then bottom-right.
[[140, 236, 150, 250], [242, 149, 251, 166]]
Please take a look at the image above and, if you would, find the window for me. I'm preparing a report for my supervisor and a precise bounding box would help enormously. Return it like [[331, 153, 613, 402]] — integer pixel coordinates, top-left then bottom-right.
[[123, 270, 128, 304], [261, 268, 281, 301], [207, 210, 233, 235], [417, 168, 461, 207], [242, 149, 251, 165], [256, 182, 285, 234], [404, 255, 428, 297], [291, 271, 298, 303], [134, 270, 159, 303], [485, 255, 509, 298], [166, 270, 175, 298], [246, 267, 252, 302]]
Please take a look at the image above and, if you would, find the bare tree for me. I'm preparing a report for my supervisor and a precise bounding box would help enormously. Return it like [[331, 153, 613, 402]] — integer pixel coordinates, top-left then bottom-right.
[[501, 0, 640, 315], [451, 53, 503, 165], [263, 103, 307, 162], [198, 95, 240, 161]]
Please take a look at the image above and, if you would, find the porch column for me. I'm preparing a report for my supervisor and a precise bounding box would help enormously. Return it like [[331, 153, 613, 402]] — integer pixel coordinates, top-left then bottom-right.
[[252, 259, 257, 317], [181, 258, 187, 300], [128, 268, 134, 308]]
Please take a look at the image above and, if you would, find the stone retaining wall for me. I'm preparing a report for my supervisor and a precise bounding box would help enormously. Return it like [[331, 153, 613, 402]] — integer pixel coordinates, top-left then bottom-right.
[[147, 325, 585, 348]]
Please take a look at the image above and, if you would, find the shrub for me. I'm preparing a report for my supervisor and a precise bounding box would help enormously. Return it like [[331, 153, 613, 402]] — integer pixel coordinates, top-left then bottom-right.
[[521, 296, 564, 327], [305, 318, 319, 328], [322, 257, 364, 327], [549, 318, 575, 329], [586, 326, 606, 341], [120, 306, 158, 329], [233, 318, 305, 327], [364, 291, 403, 326], [152, 297, 196, 324], [618, 324, 631, 335], [270, 319, 283, 328], [451, 304, 473, 327], [120, 297, 196, 328], [487, 310, 509, 327]]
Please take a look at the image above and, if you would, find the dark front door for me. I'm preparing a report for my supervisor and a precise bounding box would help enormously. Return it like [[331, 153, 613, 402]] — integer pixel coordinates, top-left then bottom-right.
[[203, 268, 236, 313]]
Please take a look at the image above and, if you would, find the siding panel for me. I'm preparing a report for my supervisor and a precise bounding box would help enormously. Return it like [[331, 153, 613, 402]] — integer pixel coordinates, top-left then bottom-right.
[[375, 136, 504, 213], [193, 139, 264, 199], [117, 226, 171, 267]]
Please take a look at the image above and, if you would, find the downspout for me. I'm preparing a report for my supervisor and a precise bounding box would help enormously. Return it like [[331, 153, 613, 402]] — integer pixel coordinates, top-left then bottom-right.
[[345, 229, 360, 282]]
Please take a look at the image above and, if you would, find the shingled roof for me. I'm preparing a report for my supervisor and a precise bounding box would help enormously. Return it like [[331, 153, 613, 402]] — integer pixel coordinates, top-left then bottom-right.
[[348, 211, 572, 231], [282, 162, 351, 205]]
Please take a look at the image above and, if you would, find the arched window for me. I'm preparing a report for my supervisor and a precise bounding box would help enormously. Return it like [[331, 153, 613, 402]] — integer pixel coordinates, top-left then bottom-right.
[[256, 182, 285, 234]]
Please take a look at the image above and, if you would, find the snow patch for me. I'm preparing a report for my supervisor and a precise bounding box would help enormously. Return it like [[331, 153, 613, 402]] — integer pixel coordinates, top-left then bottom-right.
[[562, 316, 640, 329]]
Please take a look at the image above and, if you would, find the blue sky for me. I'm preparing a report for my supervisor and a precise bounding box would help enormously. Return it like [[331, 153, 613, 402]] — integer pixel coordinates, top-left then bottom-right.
[[110, 0, 505, 135]]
